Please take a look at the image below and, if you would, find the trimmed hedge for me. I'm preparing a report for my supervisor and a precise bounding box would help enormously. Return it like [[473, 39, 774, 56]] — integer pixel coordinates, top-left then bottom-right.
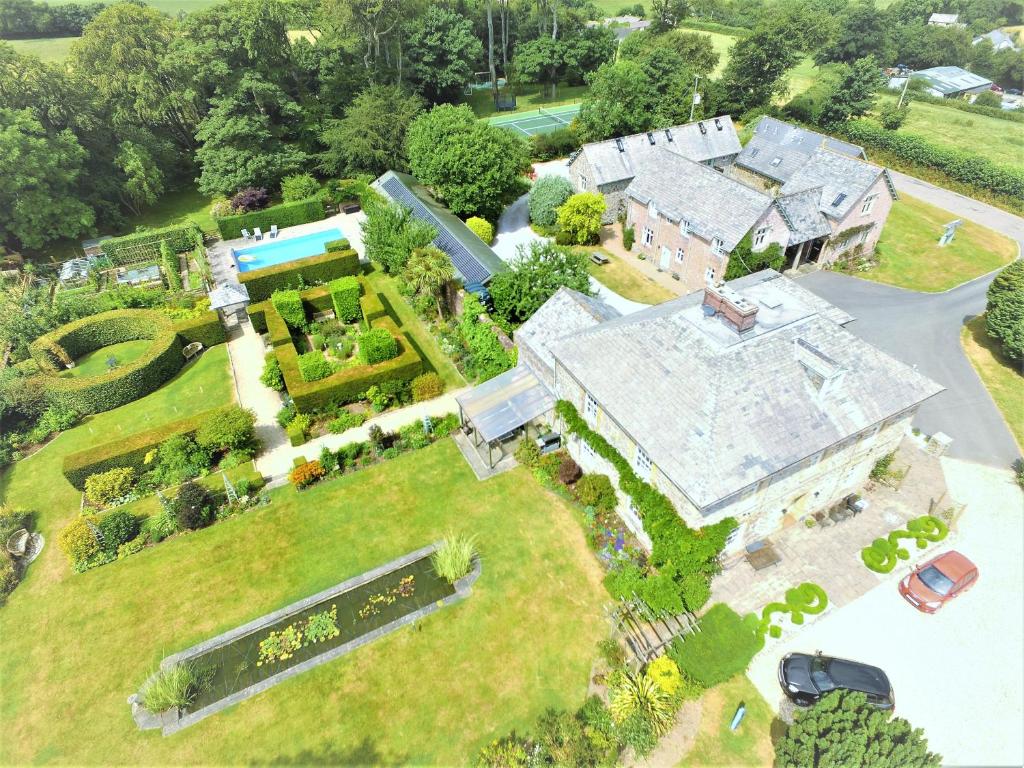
[[842, 120, 1024, 200], [272, 289, 305, 329], [247, 300, 270, 333], [668, 604, 763, 688], [266, 306, 292, 348], [325, 239, 351, 252], [277, 317, 423, 412], [62, 405, 236, 489], [301, 286, 334, 314], [102, 223, 202, 266], [173, 312, 226, 347], [238, 249, 361, 303], [30, 310, 184, 415], [358, 327, 399, 364], [359, 291, 387, 327], [297, 351, 335, 382], [329, 276, 361, 322], [215, 197, 326, 240]]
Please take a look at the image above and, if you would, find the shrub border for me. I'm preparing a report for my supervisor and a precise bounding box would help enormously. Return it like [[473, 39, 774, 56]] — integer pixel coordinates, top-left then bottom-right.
[[238, 249, 361, 303]]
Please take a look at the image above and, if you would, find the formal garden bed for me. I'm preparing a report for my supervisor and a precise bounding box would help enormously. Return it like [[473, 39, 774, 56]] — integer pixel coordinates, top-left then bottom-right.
[[131, 537, 481, 734]]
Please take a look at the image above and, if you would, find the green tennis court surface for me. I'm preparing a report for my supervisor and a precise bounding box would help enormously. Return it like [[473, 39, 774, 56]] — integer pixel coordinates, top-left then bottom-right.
[[488, 103, 581, 135]]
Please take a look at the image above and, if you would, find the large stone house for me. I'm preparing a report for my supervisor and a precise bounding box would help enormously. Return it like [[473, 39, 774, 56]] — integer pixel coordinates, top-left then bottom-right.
[[480, 272, 942, 554], [624, 140, 896, 292], [567, 116, 742, 223]]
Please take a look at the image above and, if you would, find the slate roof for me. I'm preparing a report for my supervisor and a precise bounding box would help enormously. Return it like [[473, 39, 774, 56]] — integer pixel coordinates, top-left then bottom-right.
[[371, 171, 508, 285], [735, 117, 865, 183], [515, 287, 621, 384], [781, 148, 892, 220], [910, 66, 993, 96], [625, 148, 773, 251], [973, 29, 1019, 49], [550, 270, 942, 511], [208, 282, 250, 309], [774, 189, 832, 245], [571, 116, 741, 187]]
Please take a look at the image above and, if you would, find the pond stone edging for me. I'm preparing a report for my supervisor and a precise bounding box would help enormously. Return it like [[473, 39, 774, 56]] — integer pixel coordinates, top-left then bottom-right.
[[129, 542, 482, 735]]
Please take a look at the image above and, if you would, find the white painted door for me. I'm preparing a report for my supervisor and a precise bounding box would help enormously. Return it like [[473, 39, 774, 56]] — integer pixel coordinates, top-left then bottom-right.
[[659, 246, 671, 270]]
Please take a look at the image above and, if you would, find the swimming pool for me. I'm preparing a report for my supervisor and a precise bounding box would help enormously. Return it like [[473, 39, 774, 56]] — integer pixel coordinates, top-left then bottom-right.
[[233, 227, 344, 272]]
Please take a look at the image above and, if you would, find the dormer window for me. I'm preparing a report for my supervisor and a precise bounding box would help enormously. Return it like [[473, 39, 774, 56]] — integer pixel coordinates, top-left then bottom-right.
[[860, 193, 878, 215]]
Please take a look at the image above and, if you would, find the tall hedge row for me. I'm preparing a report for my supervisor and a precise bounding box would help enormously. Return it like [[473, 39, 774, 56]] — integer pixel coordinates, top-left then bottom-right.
[[61, 405, 237, 489], [29, 310, 185, 415], [842, 120, 1024, 199], [173, 311, 226, 347], [238, 249, 361, 302], [215, 197, 326, 240], [329, 276, 361, 321], [102, 223, 202, 265]]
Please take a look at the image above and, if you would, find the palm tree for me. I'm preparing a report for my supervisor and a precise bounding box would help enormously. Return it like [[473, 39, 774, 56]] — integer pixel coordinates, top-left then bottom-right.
[[405, 246, 455, 323]]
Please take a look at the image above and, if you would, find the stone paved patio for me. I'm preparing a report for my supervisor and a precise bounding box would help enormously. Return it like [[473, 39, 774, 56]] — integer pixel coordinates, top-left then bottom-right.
[[710, 437, 951, 615]]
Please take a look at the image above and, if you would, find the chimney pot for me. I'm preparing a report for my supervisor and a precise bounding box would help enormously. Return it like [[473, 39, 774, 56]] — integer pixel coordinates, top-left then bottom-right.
[[702, 284, 758, 333]]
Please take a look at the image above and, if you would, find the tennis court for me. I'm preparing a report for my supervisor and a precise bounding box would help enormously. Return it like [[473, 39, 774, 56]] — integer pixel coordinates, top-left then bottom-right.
[[488, 103, 581, 136]]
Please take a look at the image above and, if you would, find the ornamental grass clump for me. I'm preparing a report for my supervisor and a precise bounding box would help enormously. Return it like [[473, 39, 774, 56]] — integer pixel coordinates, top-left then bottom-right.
[[142, 662, 212, 713], [431, 533, 477, 584]]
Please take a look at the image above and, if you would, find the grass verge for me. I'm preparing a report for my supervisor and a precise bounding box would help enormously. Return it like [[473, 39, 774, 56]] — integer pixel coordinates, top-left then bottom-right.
[[961, 315, 1023, 451], [60, 340, 153, 378], [678, 675, 777, 767], [863, 195, 1017, 292]]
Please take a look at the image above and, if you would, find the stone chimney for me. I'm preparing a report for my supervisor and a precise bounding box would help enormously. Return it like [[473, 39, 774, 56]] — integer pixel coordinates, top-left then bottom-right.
[[702, 283, 758, 333]]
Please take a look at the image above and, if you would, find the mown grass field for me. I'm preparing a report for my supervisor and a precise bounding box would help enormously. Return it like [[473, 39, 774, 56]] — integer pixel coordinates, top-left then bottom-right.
[[961, 316, 1024, 451], [60, 340, 152, 378], [873, 95, 1024, 172], [5, 36, 77, 61], [0, 437, 609, 765], [586, 247, 676, 305], [865, 195, 1017, 292], [678, 675, 777, 767]]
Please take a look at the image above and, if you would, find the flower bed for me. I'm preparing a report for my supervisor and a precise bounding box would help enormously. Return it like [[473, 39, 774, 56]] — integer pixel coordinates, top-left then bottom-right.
[[132, 542, 481, 735]]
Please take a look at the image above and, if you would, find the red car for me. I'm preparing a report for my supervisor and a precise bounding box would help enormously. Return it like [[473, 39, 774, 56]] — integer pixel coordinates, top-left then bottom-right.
[[899, 551, 979, 613]]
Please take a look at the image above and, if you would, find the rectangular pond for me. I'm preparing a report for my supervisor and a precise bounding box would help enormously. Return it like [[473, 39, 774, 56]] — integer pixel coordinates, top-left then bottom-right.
[[136, 542, 480, 734], [233, 227, 344, 272]]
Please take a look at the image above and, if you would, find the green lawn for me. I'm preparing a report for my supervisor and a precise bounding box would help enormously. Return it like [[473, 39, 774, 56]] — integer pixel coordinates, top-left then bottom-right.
[[873, 96, 1024, 173], [962, 316, 1024, 451], [5, 36, 77, 61], [363, 267, 467, 390], [0, 345, 233, 533], [0, 439, 609, 765], [699, 30, 737, 77], [678, 675, 777, 767], [586, 247, 677, 305], [59, 340, 153, 379], [46, 0, 220, 12], [467, 83, 590, 119], [863, 195, 1017, 292]]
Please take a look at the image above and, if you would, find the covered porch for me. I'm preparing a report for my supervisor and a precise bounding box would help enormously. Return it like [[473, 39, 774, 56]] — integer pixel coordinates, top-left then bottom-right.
[[455, 366, 555, 471]]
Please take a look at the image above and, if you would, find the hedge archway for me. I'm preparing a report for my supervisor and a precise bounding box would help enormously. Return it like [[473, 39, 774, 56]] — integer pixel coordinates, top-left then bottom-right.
[[29, 310, 184, 415]]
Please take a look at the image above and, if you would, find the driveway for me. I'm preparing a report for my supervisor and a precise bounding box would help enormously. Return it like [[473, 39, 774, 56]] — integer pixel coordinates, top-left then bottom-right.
[[493, 160, 646, 316], [746, 458, 1024, 767], [798, 270, 1021, 468]]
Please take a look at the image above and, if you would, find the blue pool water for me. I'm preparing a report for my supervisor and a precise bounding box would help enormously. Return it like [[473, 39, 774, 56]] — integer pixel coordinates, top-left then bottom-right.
[[233, 227, 344, 272]]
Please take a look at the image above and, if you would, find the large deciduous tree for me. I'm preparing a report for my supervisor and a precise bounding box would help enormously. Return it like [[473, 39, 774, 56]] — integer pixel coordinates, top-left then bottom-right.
[[360, 198, 437, 274], [406, 105, 528, 221], [404, 5, 483, 103], [513, 36, 564, 97], [718, 21, 799, 114], [489, 241, 592, 324], [985, 259, 1024, 362], [0, 108, 94, 250], [775, 690, 941, 768], [577, 60, 656, 141], [319, 84, 424, 176], [815, 56, 884, 126], [815, 0, 893, 65]]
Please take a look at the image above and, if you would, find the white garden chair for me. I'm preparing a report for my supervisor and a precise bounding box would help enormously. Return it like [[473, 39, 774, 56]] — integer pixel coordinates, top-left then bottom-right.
[[254, 227, 264, 241], [241, 228, 252, 240], [269, 225, 279, 239]]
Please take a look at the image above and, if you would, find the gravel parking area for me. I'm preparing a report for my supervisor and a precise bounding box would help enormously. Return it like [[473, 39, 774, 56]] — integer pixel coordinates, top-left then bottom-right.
[[746, 458, 1024, 767]]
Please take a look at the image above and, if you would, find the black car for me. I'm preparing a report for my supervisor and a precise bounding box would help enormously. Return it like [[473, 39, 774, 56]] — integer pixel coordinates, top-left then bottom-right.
[[778, 652, 895, 709]]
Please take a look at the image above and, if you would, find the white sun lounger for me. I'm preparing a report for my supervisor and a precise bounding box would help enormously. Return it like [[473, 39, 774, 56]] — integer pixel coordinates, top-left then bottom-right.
[[254, 227, 263, 241], [269, 225, 278, 239], [241, 228, 252, 240]]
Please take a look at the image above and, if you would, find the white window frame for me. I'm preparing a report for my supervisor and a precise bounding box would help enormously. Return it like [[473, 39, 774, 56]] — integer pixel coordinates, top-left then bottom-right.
[[753, 226, 769, 247], [860, 193, 878, 215], [680, 220, 691, 237], [858, 228, 869, 244], [711, 237, 725, 256], [647, 201, 658, 218], [579, 174, 588, 189], [675, 247, 685, 263], [634, 445, 652, 480], [642, 226, 654, 246], [584, 392, 599, 423]]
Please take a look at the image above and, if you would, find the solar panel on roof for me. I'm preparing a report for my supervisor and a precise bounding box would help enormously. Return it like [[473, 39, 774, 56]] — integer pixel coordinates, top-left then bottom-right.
[[380, 176, 492, 284]]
